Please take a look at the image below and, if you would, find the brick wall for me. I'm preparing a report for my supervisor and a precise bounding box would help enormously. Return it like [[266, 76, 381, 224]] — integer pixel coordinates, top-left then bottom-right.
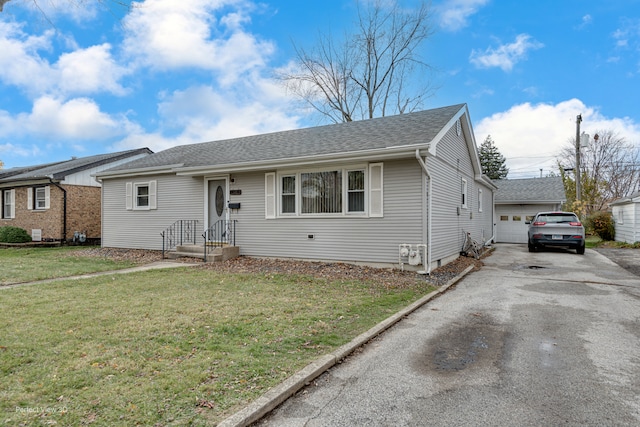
[[0, 186, 64, 240], [66, 185, 101, 239], [0, 184, 102, 241]]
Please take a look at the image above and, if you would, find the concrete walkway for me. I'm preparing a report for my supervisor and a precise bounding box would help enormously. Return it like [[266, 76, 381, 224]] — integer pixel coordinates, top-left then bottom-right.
[[1, 261, 195, 289]]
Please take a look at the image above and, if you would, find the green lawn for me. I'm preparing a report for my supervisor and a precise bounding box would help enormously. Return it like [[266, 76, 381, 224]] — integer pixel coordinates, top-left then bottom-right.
[[0, 247, 138, 285], [0, 251, 436, 426]]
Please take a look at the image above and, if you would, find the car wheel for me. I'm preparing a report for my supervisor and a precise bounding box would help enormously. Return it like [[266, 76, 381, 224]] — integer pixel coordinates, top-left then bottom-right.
[[528, 242, 535, 252], [577, 244, 585, 255]]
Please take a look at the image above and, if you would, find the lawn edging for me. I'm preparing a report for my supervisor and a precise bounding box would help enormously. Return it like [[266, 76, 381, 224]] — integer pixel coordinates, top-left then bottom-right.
[[218, 264, 476, 427]]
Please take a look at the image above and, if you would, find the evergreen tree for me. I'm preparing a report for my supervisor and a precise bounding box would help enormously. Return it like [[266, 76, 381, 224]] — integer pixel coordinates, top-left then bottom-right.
[[479, 135, 509, 179]]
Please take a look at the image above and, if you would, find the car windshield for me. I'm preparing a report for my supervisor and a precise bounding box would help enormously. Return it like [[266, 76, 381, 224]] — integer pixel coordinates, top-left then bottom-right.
[[536, 214, 577, 223]]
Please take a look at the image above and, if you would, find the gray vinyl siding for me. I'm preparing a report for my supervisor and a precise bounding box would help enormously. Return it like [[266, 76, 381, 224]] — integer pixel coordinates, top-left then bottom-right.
[[228, 159, 424, 264], [427, 125, 493, 264], [613, 203, 640, 243], [102, 174, 204, 250]]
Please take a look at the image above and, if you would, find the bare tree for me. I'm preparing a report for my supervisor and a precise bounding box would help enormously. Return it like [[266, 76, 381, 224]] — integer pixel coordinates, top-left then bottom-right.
[[280, 0, 435, 123], [559, 129, 640, 214]]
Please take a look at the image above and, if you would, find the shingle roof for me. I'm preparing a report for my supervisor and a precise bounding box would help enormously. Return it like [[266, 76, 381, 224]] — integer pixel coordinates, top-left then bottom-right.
[[103, 104, 466, 173], [0, 148, 153, 182], [494, 177, 566, 203]]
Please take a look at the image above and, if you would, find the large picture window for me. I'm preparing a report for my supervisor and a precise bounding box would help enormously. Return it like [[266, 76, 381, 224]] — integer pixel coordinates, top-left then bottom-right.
[[266, 164, 382, 218], [301, 171, 342, 214]]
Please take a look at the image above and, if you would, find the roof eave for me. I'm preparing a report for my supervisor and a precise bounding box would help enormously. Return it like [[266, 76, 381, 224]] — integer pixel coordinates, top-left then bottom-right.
[[175, 144, 432, 176], [95, 164, 184, 180]]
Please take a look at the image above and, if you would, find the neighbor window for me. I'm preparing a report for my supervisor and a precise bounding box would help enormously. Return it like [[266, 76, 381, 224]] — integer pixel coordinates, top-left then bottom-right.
[[265, 164, 382, 219], [28, 186, 49, 211], [2, 189, 14, 219], [35, 187, 46, 209]]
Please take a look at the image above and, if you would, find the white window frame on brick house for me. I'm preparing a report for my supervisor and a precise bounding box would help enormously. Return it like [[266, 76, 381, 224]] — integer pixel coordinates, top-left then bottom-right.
[[2, 189, 15, 219], [27, 186, 50, 211]]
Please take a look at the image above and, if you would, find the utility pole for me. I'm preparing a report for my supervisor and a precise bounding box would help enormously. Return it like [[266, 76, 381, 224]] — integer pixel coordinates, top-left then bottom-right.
[[575, 114, 582, 202]]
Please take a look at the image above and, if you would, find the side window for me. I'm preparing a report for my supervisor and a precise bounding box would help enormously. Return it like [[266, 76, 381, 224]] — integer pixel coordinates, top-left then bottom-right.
[[126, 181, 157, 210], [281, 175, 296, 214], [461, 178, 468, 209], [347, 170, 365, 213]]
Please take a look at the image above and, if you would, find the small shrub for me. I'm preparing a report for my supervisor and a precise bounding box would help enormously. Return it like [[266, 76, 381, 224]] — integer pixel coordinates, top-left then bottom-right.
[[0, 226, 32, 243], [586, 211, 615, 241]]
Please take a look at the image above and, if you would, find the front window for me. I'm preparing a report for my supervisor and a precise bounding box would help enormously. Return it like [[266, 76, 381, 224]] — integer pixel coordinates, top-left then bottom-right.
[[301, 171, 342, 214], [135, 184, 149, 208], [347, 170, 365, 213], [35, 187, 46, 209], [281, 175, 296, 214]]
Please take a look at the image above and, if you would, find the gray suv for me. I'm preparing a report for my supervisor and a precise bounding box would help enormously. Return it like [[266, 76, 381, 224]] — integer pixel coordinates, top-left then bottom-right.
[[527, 211, 585, 254]]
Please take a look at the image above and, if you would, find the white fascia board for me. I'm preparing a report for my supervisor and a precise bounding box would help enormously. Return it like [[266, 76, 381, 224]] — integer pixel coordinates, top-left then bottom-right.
[[94, 164, 184, 180], [175, 145, 431, 176]]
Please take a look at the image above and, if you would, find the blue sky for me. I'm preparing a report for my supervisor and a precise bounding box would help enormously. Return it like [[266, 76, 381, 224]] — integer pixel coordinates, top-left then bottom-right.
[[1, 0, 639, 178]]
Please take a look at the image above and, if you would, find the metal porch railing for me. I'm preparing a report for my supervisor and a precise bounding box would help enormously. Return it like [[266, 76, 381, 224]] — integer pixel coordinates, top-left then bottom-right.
[[202, 220, 237, 262], [161, 220, 199, 259]]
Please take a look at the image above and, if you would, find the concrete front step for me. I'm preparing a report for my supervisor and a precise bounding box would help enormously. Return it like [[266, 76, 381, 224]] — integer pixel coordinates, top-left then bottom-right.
[[168, 245, 240, 262]]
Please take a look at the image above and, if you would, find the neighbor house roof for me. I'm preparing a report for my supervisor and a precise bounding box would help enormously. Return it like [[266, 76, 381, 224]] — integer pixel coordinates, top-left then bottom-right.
[[0, 148, 153, 187], [494, 177, 566, 204], [610, 191, 640, 206], [97, 104, 482, 178]]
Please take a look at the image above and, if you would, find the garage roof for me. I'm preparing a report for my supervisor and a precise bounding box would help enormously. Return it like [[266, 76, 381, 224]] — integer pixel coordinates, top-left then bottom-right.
[[494, 177, 566, 204]]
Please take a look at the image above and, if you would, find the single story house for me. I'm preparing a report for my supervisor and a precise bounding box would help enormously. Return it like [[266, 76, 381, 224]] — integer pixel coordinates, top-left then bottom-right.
[[96, 104, 496, 272], [610, 192, 640, 244], [0, 148, 152, 243], [494, 177, 566, 243]]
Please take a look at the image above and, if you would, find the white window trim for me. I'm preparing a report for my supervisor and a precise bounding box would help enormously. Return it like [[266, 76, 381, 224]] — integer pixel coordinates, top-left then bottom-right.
[[268, 163, 382, 218], [461, 178, 468, 209], [2, 189, 15, 219], [126, 180, 157, 211], [478, 188, 483, 212]]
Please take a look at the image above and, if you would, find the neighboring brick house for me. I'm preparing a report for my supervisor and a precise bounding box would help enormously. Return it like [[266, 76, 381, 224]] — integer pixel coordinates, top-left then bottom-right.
[[0, 149, 152, 243]]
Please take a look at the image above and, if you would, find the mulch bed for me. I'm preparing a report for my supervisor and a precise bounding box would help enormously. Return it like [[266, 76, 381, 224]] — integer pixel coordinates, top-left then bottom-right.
[[73, 247, 489, 288]]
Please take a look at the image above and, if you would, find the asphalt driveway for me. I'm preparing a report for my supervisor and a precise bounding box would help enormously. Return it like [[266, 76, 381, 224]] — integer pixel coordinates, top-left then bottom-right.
[[595, 247, 640, 277], [255, 244, 640, 426]]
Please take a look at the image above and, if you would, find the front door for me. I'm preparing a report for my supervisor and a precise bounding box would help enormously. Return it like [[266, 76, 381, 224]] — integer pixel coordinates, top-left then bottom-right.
[[208, 179, 227, 242]]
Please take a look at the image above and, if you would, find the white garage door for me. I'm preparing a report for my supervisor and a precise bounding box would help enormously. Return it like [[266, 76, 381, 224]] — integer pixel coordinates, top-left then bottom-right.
[[496, 204, 556, 243]]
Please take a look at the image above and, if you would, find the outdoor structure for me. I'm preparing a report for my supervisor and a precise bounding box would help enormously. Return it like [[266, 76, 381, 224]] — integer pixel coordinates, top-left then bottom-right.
[[494, 177, 566, 243], [0, 149, 152, 243], [610, 192, 640, 244], [96, 104, 496, 272]]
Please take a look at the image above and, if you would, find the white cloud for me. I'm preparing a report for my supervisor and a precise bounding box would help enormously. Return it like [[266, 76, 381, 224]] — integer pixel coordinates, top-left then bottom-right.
[[474, 99, 640, 178], [56, 44, 129, 95], [114, 82, 300, 153], [25, 96, 129, 140], [0, 22, 128, 97], [122, 0, 275, 83], [437, 0, 489, 32], [470, 34, 544, 72]]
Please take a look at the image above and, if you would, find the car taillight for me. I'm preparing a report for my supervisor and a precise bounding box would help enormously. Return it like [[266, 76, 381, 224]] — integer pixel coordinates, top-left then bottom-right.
[[569, 222, 582, 226], [533, 221, 546, 226]]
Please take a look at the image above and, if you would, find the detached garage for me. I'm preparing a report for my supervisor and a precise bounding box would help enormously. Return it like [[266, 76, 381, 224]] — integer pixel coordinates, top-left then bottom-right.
[[494, 177, 566, 243]]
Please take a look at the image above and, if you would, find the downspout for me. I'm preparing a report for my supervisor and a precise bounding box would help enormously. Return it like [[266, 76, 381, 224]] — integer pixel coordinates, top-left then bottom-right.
[[49, 179, 67, 243], [415, 149, 432, 274]]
